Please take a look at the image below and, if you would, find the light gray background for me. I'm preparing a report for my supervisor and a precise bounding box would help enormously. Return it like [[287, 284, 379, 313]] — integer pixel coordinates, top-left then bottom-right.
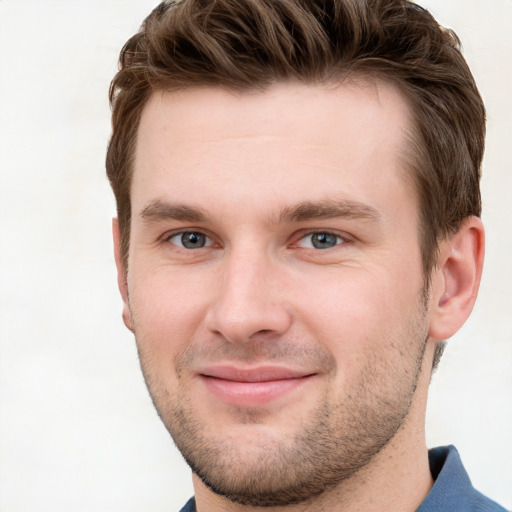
[[0, 1, 510, 511]]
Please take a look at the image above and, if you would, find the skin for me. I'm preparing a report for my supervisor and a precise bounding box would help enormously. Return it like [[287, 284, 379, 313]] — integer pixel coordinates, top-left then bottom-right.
[[114, 81, 484, 512]]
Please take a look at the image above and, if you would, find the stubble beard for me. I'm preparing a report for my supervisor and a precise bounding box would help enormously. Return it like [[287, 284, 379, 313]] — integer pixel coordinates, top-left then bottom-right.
[[133, 298, 429, 507]]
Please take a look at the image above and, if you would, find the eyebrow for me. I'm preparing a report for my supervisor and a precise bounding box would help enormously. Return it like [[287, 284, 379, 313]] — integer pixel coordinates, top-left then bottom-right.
[[139, 198, 380, 226], [275, 200, 381, 224], [140, 200, 209, 224]]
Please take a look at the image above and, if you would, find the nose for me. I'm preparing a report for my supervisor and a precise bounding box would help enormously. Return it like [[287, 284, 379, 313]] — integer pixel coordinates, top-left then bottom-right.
[[204, 250, 293, 344]]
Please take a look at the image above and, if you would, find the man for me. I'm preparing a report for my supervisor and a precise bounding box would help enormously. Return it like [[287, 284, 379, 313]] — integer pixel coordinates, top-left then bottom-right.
[[106, 0, 507, 511]]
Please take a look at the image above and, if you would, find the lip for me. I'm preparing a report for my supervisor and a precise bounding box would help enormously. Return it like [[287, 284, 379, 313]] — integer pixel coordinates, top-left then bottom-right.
[[198, 365, 316, 407]]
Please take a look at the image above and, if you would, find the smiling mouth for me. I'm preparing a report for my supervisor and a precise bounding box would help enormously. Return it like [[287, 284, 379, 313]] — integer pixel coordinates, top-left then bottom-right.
[[198, 366, 317, 407]]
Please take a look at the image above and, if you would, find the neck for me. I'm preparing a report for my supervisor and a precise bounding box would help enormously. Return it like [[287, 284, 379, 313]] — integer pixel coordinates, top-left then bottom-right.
[[193, 433, 432, 512]]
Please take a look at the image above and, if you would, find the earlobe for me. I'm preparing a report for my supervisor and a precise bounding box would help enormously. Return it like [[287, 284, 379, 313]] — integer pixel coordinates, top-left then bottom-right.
[[112, 218, 135, 333], [428, 216, 485, 341]]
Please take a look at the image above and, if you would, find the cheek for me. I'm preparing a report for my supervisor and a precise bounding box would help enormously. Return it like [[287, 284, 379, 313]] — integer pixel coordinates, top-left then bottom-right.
[[128, 267, 213, 359], [294, 266, 424, 354]]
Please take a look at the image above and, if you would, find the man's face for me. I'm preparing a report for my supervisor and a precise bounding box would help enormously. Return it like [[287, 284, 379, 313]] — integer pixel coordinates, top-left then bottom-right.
[[118, 81, 435, 505]]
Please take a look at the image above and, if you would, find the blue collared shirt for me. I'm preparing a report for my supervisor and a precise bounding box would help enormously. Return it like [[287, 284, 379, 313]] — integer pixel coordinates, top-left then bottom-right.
[[179, 445, 508, 511], [418, 445, 507, 512]]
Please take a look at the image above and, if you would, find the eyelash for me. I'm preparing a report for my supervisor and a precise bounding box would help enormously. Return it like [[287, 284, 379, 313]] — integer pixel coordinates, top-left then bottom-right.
[[292, 230, 348, 250], [165, 230, 215, 250], [164, 229, 350, 251]]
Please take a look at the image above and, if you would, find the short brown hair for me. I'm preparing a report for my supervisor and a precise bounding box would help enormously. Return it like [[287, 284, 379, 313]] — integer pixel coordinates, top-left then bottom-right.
[[107, 0, 485, 276]]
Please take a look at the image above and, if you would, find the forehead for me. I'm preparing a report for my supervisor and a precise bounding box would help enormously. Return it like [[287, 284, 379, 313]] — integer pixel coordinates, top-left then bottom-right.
[[132, 80, 415, 217]]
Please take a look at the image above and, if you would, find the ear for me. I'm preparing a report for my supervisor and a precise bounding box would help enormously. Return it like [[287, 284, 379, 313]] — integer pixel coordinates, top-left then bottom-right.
[[428, 216, 485, 341], [112, 218, 135, 333]]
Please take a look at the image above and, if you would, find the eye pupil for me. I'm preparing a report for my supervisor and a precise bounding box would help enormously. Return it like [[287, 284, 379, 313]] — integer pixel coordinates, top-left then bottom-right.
[[181, 232, 206, 249], [311, 233, 338, 249]]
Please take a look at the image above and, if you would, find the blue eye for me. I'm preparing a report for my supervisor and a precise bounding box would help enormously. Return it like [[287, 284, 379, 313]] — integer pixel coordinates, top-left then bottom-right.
[[297, 232, 343, 249], [169, 232, 212, 249]]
